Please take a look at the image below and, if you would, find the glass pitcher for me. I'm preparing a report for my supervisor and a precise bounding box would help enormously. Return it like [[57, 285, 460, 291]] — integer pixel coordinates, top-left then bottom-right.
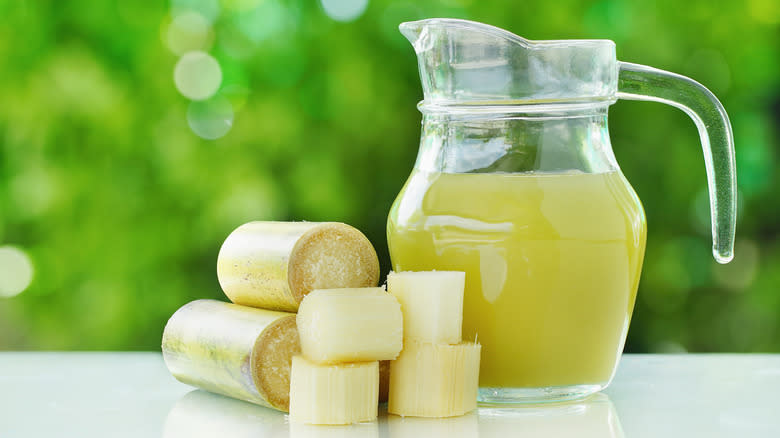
[[387, 18, 736, 403]]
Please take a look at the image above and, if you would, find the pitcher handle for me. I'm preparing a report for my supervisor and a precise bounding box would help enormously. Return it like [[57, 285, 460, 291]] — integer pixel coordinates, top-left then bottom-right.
[[617, 61, 736, 263]]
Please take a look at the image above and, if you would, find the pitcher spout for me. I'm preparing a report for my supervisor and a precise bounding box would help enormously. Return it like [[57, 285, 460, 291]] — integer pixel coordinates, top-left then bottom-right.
[[399, 18, 534, 54], [399, 18, 617, 107], [398, 21, 425, 52], [400, 18, 531, 51]]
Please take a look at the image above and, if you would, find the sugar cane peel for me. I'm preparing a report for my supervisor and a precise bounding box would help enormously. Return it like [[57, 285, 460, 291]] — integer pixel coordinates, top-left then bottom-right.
[[161, 299, 300, 412], [217, 221, 380, 312]]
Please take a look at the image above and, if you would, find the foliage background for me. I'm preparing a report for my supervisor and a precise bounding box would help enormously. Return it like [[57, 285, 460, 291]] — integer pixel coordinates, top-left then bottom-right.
[[0, 0, 777, 352]]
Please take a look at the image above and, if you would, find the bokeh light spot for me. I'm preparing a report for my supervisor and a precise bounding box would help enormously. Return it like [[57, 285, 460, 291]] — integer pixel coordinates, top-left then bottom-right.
[[165, 11, 214, 55], [0, 246, 34, 298], [187, 95, 234, 140], [320, 0, 369, 22], [174, 51, 222, 100]]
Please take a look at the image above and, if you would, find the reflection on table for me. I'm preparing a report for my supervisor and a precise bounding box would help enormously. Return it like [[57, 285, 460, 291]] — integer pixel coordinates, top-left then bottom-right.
[[163, 390, 288, 438], [163, 389, 623, 438], [476, 394, 622, 438]]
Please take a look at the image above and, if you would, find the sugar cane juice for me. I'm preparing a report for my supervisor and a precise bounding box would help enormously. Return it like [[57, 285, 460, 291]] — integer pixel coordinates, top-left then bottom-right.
[[387, 169, 646, 388]]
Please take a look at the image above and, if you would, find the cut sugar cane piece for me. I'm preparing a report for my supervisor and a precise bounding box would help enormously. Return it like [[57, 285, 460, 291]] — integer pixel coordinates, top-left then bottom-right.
[[388, 340, 481, 418], [161, 299, 300, 412], [289, 356, 379, 425], [386, 271, 465, 344], [296, 288, 403, 363], [217, 221, 380, 312]]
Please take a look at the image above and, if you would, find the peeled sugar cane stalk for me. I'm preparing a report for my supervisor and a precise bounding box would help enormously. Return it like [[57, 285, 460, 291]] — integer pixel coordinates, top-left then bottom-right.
[[290, 356, 379, 425], [161, 299, 300, 412], [217, 221, 380, 312], [296, 288, 403, 364], [387, 271, 465, 344], [388, 340, 481, 418]]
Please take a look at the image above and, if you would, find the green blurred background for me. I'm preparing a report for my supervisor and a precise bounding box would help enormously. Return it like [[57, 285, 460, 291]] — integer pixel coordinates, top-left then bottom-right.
[[0, 0, 777, 352]]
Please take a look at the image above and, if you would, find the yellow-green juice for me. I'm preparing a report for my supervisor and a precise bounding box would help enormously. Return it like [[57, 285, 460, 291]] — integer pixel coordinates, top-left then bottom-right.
[[387, 169, 646, 391]]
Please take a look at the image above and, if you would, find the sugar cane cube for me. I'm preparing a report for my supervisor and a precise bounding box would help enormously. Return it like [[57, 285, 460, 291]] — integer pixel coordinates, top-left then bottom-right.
[[296, 288, 403, 364], [386, 271, 465, 344], [388, 340, 481, 418], [289, 356, 379, 425]]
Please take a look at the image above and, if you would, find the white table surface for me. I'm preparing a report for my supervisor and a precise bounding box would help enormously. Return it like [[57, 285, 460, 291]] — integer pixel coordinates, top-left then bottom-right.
[[1, 353, 778, 437]]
